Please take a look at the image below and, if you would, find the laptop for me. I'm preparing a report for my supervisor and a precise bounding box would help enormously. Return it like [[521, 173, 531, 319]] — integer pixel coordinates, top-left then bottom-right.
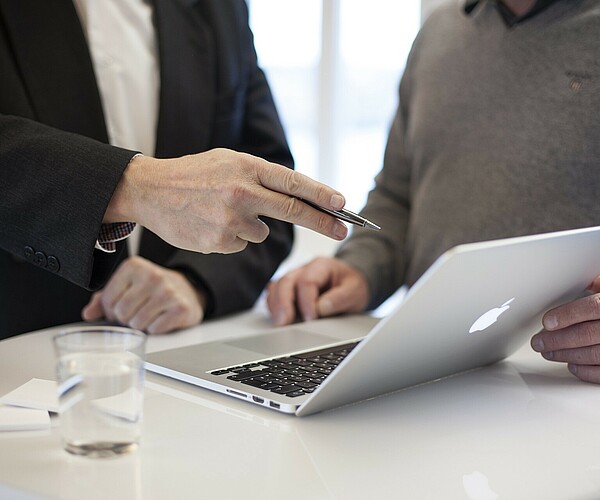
[[146, 225, 600, 416]]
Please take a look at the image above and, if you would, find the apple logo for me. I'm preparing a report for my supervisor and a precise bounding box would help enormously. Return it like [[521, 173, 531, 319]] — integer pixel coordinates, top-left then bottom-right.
[[468, 298, 515, 334]]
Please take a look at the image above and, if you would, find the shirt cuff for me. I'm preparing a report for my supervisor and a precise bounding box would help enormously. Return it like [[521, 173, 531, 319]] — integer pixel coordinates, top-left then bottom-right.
[[96, 222, 137, 253], [95, 153, 142, 253]]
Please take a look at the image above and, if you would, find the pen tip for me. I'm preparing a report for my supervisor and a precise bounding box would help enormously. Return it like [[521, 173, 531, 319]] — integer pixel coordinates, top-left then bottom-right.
[[365, 221, 381, 231]]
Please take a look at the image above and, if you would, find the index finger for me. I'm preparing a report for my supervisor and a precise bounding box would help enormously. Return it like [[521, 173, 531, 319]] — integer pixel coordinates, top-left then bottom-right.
[[543, 294, 600, 331], [256, 161, 346, 211], [249, 187, 349, 241], [532, 321, 600, 352]]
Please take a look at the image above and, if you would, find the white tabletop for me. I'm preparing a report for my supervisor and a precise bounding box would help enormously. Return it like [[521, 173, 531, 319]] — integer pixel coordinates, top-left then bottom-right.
[[1, 302, 600, 500]]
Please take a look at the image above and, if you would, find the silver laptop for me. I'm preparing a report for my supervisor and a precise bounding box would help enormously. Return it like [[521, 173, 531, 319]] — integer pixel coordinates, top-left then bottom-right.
[[146, 226, 600, 416]]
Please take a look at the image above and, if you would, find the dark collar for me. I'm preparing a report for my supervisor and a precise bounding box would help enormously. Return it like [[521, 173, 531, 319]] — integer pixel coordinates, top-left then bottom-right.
[[465, 0, 561, 25]]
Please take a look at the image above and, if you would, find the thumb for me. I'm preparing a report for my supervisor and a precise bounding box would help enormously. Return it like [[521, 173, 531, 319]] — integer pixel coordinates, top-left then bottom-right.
[[82, 292, 105, 321]]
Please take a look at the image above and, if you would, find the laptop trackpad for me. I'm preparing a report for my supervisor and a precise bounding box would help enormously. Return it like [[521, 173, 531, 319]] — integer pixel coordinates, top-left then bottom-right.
[[226, 329, 338, 357]]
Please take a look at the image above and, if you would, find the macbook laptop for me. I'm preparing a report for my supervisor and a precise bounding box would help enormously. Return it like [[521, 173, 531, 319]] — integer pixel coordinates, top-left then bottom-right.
[[146, 225, 600, 416]]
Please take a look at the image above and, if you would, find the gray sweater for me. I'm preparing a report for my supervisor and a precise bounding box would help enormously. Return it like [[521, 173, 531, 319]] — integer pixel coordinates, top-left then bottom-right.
[[337, 0, 600, 309]]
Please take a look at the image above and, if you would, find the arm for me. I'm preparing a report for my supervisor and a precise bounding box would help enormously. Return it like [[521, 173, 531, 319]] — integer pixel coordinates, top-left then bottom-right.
[[334, 65, 415, 310], [0, 114, 135, 289], [1, 114, 349, 292], [267, 56, 418, 325]]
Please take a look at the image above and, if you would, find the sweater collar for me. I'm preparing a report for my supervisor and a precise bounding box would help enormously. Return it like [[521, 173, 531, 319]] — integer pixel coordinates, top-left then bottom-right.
[[464, 0, 561, 25]]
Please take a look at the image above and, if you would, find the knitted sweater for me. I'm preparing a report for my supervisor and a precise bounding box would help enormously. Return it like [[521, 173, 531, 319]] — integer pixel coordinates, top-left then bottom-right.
[[337, 0, 600, 309]]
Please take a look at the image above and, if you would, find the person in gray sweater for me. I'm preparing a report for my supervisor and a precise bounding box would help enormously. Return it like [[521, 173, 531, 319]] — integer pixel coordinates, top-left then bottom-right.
[[267, 0, 600, 383]]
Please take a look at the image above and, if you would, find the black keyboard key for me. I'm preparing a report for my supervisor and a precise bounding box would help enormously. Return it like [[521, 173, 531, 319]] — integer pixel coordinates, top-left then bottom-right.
[[298, 366, 320, 373], [293, 360, 314, 367], [282, 369, 304, 377], [210, 369, 230, 376], [228, 371, 262, 381], [317, 368, 334, 375], [271, 384, 302, 395], [286, 391, 306, 398], [259, 383, 282, 390], [232, 367, 252, 373], [241, 379, 269, 388], [296, 381, 317, 389]]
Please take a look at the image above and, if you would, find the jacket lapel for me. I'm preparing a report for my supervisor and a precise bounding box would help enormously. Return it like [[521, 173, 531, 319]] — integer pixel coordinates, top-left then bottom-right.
[[0, 0, 108, 142], [152, 0, 215, 158]]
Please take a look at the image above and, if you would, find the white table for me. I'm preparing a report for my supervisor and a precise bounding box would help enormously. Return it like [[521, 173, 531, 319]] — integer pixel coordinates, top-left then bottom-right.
[[1, 304, 600, 500]]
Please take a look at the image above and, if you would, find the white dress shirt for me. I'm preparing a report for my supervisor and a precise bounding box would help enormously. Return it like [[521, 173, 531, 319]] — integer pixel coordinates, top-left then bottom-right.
[[73, 0, 160, 255]]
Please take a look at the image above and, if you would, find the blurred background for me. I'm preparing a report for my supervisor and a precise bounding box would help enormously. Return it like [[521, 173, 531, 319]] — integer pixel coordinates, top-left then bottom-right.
[[248, 0, 445, 210]]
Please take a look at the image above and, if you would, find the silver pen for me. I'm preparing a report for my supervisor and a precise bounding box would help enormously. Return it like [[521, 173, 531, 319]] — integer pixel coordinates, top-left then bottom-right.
[[303, 199, 381, 231]]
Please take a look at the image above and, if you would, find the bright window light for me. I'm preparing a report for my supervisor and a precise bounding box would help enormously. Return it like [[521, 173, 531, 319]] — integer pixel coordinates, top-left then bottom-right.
[[248, 0, 420, 209]]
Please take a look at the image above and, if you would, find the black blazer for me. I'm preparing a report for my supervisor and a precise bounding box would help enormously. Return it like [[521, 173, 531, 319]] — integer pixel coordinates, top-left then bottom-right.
[[0, 0, 294, 338]]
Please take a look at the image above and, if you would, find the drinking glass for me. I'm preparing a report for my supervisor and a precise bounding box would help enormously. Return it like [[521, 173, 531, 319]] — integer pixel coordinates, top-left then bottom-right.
[[53, 326, 147, 458]]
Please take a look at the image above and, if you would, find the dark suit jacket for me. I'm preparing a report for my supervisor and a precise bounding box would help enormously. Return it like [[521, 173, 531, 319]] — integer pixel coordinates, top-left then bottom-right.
[[0, 0, 294, 338]]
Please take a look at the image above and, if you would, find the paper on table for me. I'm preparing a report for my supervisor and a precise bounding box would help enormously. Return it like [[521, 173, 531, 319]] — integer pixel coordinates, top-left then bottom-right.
[[0, 406, 50, 431], [0, 378, 59, 413], [92, 387, 142, 422]]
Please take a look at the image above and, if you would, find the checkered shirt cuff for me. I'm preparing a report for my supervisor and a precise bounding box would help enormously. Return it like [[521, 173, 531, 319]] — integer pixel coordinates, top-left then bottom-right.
[[95, 222, 137, 253]]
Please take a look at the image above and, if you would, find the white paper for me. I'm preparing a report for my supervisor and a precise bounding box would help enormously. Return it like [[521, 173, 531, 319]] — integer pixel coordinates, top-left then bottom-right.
[[92, 387, 142, 422], [0, 406, 50, 431], [0, 378, 59, 413]]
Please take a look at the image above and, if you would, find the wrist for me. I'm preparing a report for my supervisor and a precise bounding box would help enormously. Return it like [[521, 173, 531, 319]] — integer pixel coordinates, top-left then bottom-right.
[[172, 266, 215, 317], [104, 154, 157, 224]]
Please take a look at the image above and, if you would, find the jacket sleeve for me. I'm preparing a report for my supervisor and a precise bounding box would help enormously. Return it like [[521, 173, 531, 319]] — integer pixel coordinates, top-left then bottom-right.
[[0, 114, 137, 289]]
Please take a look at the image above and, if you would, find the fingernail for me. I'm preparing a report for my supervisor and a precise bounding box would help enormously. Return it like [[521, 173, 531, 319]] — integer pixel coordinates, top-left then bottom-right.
[[531, 337, 544, 351], [334, 222, 348, 239], [330, 194, 345, 210], [569, 364, 578, 375], [275, 311, 287, 326], [319, 298, 333, 316], [543, 351, 554, 360], [543, 314, 559, 330]]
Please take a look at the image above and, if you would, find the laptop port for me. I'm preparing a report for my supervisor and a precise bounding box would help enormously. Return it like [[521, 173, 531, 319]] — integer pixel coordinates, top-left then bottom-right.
[[226, 389, 247, 398], [269, 401, 280, 409], [252, 396, 264, 404]]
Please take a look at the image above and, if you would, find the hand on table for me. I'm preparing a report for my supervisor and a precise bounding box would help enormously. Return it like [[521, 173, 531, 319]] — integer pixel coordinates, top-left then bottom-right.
[[267, 257, 369, 326], [531, 276, 600, 383], [106, 149, 349, 254], [82, 256, 206, 334]]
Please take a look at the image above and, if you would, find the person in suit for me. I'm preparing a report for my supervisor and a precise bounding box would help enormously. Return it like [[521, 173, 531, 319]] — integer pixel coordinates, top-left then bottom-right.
[[266, 0, 600, 383], [0, 0, 349, 338]]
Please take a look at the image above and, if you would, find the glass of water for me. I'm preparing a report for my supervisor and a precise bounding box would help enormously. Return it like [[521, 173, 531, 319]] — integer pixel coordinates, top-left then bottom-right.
[[53, 326, 147, 458]]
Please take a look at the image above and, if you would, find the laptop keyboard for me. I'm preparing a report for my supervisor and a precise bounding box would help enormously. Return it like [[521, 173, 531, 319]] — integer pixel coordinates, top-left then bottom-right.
[[209, 341, 360, 398]]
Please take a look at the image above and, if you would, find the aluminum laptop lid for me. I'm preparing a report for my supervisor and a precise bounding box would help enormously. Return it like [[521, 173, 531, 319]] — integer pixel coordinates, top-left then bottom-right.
[[297, 225, 600, 416]]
